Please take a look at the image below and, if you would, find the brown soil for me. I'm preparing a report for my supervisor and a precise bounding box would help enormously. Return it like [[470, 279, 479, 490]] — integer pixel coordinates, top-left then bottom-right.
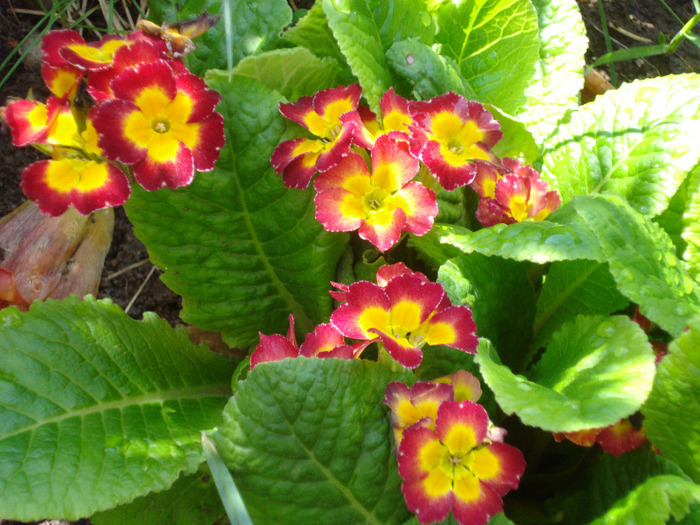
[[0, 0, 698, 523]]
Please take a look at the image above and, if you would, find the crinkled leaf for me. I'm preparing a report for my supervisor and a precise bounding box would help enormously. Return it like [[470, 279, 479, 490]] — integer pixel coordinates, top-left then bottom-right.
[[518, 0, 588, 139], [477, 315, 656, 432], [541, 74, 700, 218], [682, 167, 700, 284], [557, 448, 699, 525], [386, 38, 474, 100], [322, 0, 393, 113], [212, 358, 412, 525], [434, 0, 540, 114], [91, 466, 225, 525], [0, 297, 233, 521], [438, 254, 535, 370], [643, 313, 700, 483], [436, 200, 606, 264], [533, 260, 629, 350], [282, 2, 347, 64], [572, 194, 700, 337], [146, 0, 293, 75], [232, 47, 343, 100], [486, 104, 539, 165], [125, 75, 347, 347]]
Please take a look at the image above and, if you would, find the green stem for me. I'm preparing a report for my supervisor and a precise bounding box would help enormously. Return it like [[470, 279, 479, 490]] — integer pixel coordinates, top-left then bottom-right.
[[596, 0, 617, 86], [666, 12, 700, 54]]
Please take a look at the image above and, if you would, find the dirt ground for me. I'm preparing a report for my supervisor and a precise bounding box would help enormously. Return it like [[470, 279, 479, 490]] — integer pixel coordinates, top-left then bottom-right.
[[0, 0, 699, 522]]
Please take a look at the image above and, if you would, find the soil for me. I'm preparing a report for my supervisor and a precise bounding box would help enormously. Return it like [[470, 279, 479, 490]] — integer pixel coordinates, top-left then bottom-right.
[[0, 0, 698, 524]]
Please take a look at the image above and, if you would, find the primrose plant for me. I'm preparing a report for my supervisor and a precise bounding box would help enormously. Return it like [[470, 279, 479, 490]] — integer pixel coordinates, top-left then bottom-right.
[[2, 0, 700, 524]]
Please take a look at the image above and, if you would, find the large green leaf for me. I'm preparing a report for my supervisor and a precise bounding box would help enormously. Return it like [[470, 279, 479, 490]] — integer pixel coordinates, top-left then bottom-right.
[[434, 0, 539, 114], [213, 358, 412, 525], [92, 466, 225, 525], [571, 194, 700, 337], [682, 167, 700, 283], [518, 0, 588, 139], [282, 2, 347, 64], [0, 297, 233, 521], [643, 313, 700, 483], [147, 0, 293, 75], [125, 75, 348, 347], [477, 315, 656, 432], [438, 254, 535, 370], [533, 259, 629, 350], [232, 47, 343, 100], [541, 74, 700, 217], [322, 0, 393, 112]]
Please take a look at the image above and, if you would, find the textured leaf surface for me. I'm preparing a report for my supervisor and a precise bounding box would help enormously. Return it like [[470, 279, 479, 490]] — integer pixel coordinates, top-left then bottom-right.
[[438, 254, 535, 370], [533, 260, 628, 350], [0, 297, 233, 520], [572, 194, 700, 337], [213, 358, 411, 525], [147, 0, 293, 75], [91, 467, 225, 525], [125, 75, 347, 347], [434, 0, 539, 114], [682, 167, 700, 283], [643, 313, 700, 483], [322, 0, 393, 112], [282, 2, 347, 64], [518, 0, 588, 138], [477, 315, 655, 432], [541, 74, 700, 217], [557, 448, 699, 524], [232, 48, 343, 100]]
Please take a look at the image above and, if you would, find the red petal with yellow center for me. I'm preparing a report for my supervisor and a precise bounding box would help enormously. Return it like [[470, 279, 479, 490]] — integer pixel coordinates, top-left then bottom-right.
[[475, 198, 514, 227], [384, 381, 454, 431], [21, 158, 130, 216], [385, 274, 445, 328], [423, 305, 478, 352], [340, 106, 377, 148], [41, 64, 83, 100], [494, 173, 531, 222], [380, 88, 412, 135], [60, 34, 129, 71], [93, 99, 146, 163], [470, 162, 500, 199], [314, 117, 357, 172], [279, 84, 361, 139], [110, 59, 177, 105], [174, 73, 222, 123], [133, 141, 195, 190], [42, 30, 84, 68], [330, 280, 390, 340], [299, 323, 346, 357], [431, 370, 482, 403], [371, 329, 424, 368], [398, 424, 454, 523], [596, 419, 647, 456], [393, 182, 438, 236], [470, 442, 526, 496], [371, 135, 419, 190], [3, 99, 52, 146], [451, 480, 503, 525], [313, 151, 368, 192], [376, 262, 428, 287], [250, 333, 298, 369], [314, 187, 365, 232], [358, 206, 406, 252], [435, 401, 488, 454]]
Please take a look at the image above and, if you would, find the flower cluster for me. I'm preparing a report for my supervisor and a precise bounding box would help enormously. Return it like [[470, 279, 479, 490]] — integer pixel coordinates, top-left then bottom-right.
[[272, 85, 560, 250], [2, 26, 224, 216], [385, 373, 525, 525], [251, 262, 478, 370]]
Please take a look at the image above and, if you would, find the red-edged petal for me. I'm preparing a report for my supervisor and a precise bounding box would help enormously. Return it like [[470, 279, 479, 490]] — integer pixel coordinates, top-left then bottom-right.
[[250, 333, 299, 369], [340, 108, 376, 148], [376, 262, 428, 287], [60, 34, 129, 71], [330, 280, 390, 340], [471, 442, 526, 496], [431, 370, 482, 403], [174, 72, 222, 122], [313, 84, 362, 129], [596, 419, 647, 456], [451, 479, 504, 525], [329, 280, 350, 302], [358, 206, 406, 252], [133, 141, 195, 190], [384, 381, 455, 431], [435, 401, 489, 453], [314, 187, 365, 232], [385, 274, 446, 328], [189, 112, 225, 171], [21, 158, 130, 216], [371, 328, 424, 368], [371, 134, 419, 190], [42, 30, 84, 68], [299, 323, 345, 357], [380, 87, 412, 135], [93, 99, 147, 164], [313, 151, 369, 192], [475, 197, 514, 227], [423, 305, 478, 352], [470, 161, 501, 199], [110, 60, 177, 104], [271, 138, 323, 189], [41, 64, 83, 99], [418, 140, 483, 190], [3, 99, 51, 146], [314, 116, 356, 172], [392, 181, 438, 236]]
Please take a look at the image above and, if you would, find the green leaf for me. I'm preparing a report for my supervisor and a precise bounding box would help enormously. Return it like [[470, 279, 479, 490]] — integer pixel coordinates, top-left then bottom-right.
[[231, 47, 343, 100], [434, 0, 540, 114], [386, 38, 474, 101], [533, 260, 629, 350], [682, 167, 700, 283], [438, 254, 535, 370], [91, 466, 225, 525], [590, 476, 700, 525], [541, 74, 700, 218], [125, 75, 348, 347], [486, 104, 539, 165], [147, 0, 293, 75], [518, 0, 588, 139], [213, 358, 412, 525], [572, 194, 700, 337], [557, 448, 698, 524], [643, 313, 700, 483], [0, 297, 233, 521], [322, 0, 394, 112], [282, 2, 347, 64], [477, 315, 656, 432]]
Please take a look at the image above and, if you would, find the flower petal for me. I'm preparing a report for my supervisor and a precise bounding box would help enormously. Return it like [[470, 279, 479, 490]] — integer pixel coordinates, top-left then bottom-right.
[[60, 34, 130, 71], [435, 401, 489, 454], [451, 478, 504, 525], [133, 140, 195, 190], [470, 442, 526, 496], [298, 323, 346, 357], [423, 305, 478, 352], [371, 135, 419, 190], [314, 187, 365, 232], [371, 328, 424, 369], [392, 181, 438, 236], [42, 30, 84, 68], [330, 281, 390, 340], [250, 333, 299, 369]]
